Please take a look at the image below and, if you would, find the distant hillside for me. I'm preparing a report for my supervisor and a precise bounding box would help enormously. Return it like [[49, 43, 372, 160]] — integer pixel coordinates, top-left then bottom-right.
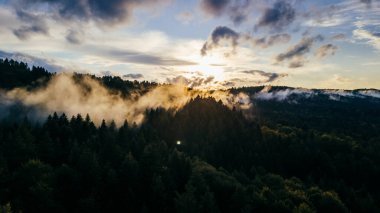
[[1, 58, 380, 140], [0, 58, 157, 96], [0, 58, 52, 90], [230, 86, 380, 140]]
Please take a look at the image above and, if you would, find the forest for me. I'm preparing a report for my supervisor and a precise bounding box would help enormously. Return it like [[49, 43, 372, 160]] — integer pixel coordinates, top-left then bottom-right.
[[1, 59, 380, 212]]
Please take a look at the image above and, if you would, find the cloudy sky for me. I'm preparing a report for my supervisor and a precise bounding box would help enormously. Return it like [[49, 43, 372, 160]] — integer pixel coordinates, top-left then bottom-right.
[[0, 0, 379, 89]]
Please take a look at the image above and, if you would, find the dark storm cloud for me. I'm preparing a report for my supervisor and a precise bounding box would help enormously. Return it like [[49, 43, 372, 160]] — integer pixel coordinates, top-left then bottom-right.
[[14, 0, 169, 25], [12, 10, 48, 40], [199, 0, 251, 25], [201, 26, 240, 56], [275, 35, 324, 67], [253, 33, 291, 48], [257, 0, 296, 31], [66, 29, 84, 45], [0, 49, 62, 72], [315, 44, 338, 59], [241, 70, 288, 83], [123, 73, 144, 79]]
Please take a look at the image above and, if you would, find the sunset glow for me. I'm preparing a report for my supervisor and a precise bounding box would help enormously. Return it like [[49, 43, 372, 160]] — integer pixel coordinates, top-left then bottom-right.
[[0, 0, 379, 89]]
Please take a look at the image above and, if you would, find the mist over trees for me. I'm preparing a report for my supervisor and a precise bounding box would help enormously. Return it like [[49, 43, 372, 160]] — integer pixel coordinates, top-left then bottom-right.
[[1, 59, 380, 212]]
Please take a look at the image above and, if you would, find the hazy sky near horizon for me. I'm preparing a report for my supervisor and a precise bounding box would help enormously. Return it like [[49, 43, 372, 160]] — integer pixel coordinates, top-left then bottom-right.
[[0, 0, 379, 89]]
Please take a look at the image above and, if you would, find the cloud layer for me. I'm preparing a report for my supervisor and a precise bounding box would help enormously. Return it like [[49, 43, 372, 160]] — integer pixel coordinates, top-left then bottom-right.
[[0, 74, 253, 126], [253, 33, 291, 48], [315, 44, 338, 58], [0, 0, 378, 89], [9, 0, 171, 41], [275, 35, 324, 68], [166, 75, 215, 88], [254, 86, 380, 102], [354, 28, 380, 51], [14, 0, 169, 24], [13, 10, 49, 40], [240, 70, 288, 83]]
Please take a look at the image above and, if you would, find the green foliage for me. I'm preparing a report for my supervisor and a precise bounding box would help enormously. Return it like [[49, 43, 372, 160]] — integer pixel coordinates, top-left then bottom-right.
[[0, 203, 13, 213], [0, 58, 52, 89], [0, 60, 380, 212]]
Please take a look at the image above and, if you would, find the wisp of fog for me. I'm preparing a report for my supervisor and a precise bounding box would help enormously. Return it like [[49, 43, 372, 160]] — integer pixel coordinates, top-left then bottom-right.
[[0, 74, 252, 126]]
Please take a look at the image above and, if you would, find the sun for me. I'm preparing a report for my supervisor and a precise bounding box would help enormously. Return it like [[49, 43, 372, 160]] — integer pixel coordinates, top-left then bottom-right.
[[192, 54, 226, 80]]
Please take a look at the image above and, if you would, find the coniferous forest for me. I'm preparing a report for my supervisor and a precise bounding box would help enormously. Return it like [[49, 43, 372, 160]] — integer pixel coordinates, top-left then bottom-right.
[[1, 59, 380, 213]]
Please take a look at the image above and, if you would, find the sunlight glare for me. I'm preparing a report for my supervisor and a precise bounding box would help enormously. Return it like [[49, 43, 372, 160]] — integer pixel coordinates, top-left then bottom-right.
[[193, 54, 225, 80]]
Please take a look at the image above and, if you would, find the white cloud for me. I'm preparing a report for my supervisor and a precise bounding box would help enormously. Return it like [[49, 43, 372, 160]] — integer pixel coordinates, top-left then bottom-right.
[[353, 28, 380, 51], [304, 15, 346, 27]]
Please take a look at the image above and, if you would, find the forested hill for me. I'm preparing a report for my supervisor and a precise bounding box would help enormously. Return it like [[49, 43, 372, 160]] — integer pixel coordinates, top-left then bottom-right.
[[0, 58, 158, 96], [0, 58, 52, 90], [2, 58, 378, 141], [231, 86, 380, 141], [1, 59, 380, 212]]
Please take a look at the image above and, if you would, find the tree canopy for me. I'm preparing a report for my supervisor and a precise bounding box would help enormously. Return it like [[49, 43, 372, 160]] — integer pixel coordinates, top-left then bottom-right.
[[0, 59, 379, 212]]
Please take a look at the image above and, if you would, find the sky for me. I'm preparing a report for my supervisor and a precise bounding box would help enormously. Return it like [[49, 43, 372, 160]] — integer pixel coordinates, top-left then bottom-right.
[[0, 0, 379, 89]]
